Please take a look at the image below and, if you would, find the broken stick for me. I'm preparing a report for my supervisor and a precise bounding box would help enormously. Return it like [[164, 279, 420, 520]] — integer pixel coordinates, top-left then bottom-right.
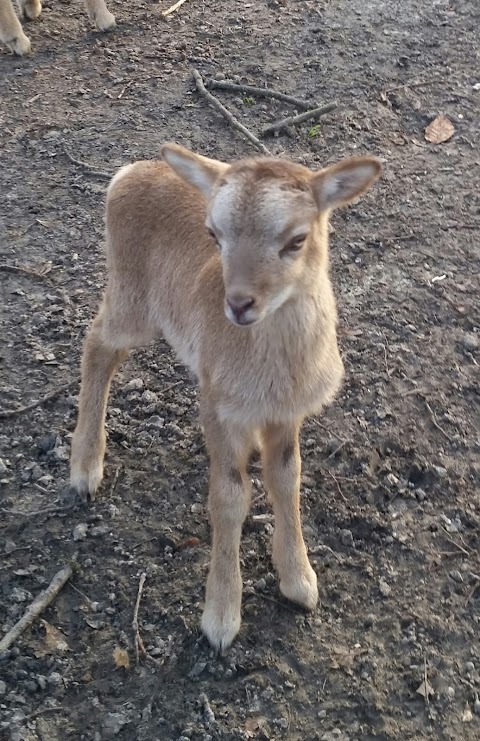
[[0, 564, 73, 653], [208, 79, 311, 110], [133, 572, 147, 664], [162, 0, 188, 16], [262, 102, 338, 137], [191, 68, 271, 156], [0, 378, 79, 420]]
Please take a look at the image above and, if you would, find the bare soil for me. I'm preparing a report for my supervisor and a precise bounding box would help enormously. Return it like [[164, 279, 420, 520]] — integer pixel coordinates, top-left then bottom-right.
[[1, 1, 479, 739]]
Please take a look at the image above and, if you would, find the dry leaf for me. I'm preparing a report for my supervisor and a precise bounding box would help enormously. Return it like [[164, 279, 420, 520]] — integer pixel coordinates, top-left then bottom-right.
[[416, 679, 434, 699], [33, 620, 70, 657], [424, 114, 454, 144], [113, 646, 130, 670], [245, 717, 268, 738]]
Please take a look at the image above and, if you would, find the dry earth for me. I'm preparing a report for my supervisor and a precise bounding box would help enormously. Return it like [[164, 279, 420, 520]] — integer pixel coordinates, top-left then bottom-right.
[[0, 1, 479, 739]]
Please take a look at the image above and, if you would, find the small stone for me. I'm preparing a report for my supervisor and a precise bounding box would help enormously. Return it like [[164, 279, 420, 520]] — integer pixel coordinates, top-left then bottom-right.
[[416, 488, 427, 501], [474, 695, 480, 714], [190, 503, 203, 514], [107, 504, 120, 518], [0, 680, 6, 695], [465, 661, 475, 673], [141, 390, 158, 404], [52, 445, 69, 462], [432, 465, 447, 478], [38, 435, 57, 453], [462, 333, 478, 352], [25, 680, 38, 693], [339, 528, 354, 547], [255, 577, 267, 591], [124, 378, 144, 392], [103, 711, 128, 737], [36, 675, 47, 690], [146, 415, 165, 429], [379, 579, 391, 597], [0, 458, 8, 474], [445, 686, 455, 699], [318, 709, 327, 719], [47, 672, 62, 686], [73, 523, 88, 541], [449, 570, 463, 584]]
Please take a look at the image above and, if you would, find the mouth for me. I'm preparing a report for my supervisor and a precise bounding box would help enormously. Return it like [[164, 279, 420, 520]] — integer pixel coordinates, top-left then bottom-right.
[[224, 305, 263, 327]]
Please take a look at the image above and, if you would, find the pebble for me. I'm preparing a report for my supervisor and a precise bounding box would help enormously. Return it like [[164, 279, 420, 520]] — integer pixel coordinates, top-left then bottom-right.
[[339, 528, 354, 547], [73, 523, 88, 541], [52, 445, 70, 462], [102, 711, 128, 737], [462, 333, 478, 351], [0, 458, 8, 474], [432, 465, 447, 478], [190, 503, 203, 514], [124, 378, 144, 392], [449, 570, 463, 584], [379, 579, 391, 597], [474, 695, 480, 714], [47, 672, 63, 686], [141, 390, 158, 404], [465, 661, 475, 673], [146, 415, 165, 429], [255, 577, 267, 591], [0, 680, 6, 695], [445, 686, 455, 699]]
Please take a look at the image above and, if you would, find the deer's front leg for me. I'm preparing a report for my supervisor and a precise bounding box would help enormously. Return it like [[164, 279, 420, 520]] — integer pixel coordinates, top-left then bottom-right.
[[84, 0, 116, 32], [200, 402, 252, 651], [262, 421, 318, 610]]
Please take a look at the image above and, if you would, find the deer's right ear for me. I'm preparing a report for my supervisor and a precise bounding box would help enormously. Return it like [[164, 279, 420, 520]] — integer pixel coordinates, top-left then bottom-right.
[[161, 143, 229, 198]]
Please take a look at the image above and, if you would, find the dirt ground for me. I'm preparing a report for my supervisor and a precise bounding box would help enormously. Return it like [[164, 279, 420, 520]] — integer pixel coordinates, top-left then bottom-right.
[[1, 0, 479, 739]]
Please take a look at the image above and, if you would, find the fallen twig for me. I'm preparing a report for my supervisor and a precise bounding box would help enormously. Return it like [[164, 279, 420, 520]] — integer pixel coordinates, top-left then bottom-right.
[[0, 564, 73, 652], [0, 378, 79, 419], [162, 0, 188, 16], [109, 466, 122, 497], [63, 149, 111, 180], [208, 79, 311, 110], [383, 78, 442, 95], [424, 400, 453, 442], [440, 528, 471, 557], [192, 68, 271, 156], [261, 102, 337, 137], [0, 263, 52, 280], [133, 572, 148, 664]]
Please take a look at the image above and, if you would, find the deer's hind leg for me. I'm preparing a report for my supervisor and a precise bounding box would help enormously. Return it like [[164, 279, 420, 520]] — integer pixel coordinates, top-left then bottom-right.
[[70, 304, 130, 500]]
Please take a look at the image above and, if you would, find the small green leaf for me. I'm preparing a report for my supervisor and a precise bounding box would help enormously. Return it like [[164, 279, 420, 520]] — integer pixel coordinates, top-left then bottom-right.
[[308, 124, 321, 139]]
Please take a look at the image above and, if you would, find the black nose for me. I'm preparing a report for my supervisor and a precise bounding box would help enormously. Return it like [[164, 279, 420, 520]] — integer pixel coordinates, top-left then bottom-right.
[[227, 295, 255, 320]]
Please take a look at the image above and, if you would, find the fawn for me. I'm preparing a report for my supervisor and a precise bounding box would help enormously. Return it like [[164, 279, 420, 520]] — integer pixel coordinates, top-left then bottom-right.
[[0, 0, 115, 55], [70, 143, 381, 649]]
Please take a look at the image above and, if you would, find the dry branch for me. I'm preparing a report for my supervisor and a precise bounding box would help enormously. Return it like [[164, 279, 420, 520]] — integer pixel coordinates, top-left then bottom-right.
[[0, 378, 79, 419], [0, 564, 73, 653], [133, 572, 147, 664], [192, 68, 271, 156], [162, 0, 188, 16], [261, 102, 338, 137], [208, 79, 311, 110], [63, 149, 111, 180]]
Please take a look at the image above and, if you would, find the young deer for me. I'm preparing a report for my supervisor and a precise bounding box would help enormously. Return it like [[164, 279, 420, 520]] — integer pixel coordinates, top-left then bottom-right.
[[0, 0, 115, 55], [70, 144, 381, 650]]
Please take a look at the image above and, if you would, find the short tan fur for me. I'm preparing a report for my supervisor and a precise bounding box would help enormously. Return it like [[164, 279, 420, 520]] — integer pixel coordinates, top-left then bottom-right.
[[70, 143, 381, 649]]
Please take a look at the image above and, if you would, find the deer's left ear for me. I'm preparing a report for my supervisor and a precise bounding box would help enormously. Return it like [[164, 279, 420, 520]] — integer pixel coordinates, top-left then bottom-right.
[[310, 156, 382, 212]]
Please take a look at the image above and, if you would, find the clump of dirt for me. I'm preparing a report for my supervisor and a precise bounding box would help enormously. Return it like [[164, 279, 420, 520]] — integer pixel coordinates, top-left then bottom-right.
[[1, 1, 479, 739]]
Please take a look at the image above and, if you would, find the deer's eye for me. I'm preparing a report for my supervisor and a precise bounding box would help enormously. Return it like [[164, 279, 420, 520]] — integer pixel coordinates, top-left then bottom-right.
[[207, 228, 221, 250], [280, 234, 306, 257]]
